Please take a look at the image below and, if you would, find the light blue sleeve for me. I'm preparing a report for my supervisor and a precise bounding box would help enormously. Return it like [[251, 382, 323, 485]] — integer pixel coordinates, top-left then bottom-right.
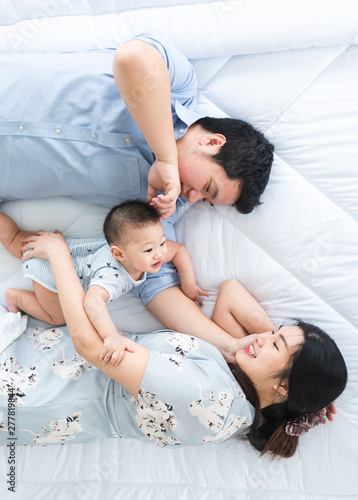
[[89, 267, 128, 301], [134, 331, 254, 447], [133, 33, 198, 105]]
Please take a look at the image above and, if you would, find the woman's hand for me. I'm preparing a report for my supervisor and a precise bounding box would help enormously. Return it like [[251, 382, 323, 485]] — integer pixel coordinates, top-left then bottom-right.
[[223, 334, 258, 364], [324, 402, 337, 423], [21, 230, 68, 262]]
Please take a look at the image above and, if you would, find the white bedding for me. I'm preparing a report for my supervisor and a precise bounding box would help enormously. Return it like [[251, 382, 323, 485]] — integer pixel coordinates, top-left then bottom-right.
[[1, 1, 358, 499]]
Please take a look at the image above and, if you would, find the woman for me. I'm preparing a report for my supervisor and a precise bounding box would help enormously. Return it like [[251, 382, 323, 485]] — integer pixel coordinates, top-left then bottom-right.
[[0, 232, 347, 458], [211, 279, 348, 456]]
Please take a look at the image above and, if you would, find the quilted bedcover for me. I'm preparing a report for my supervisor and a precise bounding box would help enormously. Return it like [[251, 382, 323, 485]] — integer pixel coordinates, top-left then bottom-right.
[[0, 1, 357, 499]]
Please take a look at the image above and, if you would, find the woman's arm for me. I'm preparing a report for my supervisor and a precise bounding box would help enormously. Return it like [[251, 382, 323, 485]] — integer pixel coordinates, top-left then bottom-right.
[[21, 231, 149, 396], [146, 285, 256, 364], [212, 279, 275, 338], [113, 40, 180, 218]]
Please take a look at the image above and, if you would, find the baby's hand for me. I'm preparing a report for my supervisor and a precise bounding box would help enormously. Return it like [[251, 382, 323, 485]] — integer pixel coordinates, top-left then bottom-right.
[[181, 283, 209, 307], [99, 336, 134, 366]]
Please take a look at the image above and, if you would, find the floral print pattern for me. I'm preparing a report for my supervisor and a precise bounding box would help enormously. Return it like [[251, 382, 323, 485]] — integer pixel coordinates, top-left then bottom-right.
[[189, 387, 234, 431], [188, 381, 250, 444], [21, 411, 83, 444], [52, 348, 94, 380], [0, 323, 254, 447], [0, 356, 39, 405], [27, 326, 63, 351], [156, 352, 183, 370], [202, 414, 249, 444], [155, 332, 200, 370], [0, 411, 7, 432], [135, 388, 181, 447], [166, 332, 199, 357]]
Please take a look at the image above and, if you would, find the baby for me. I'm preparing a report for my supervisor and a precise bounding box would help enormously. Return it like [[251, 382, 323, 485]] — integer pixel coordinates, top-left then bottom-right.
[[0, 200, 208, 364]]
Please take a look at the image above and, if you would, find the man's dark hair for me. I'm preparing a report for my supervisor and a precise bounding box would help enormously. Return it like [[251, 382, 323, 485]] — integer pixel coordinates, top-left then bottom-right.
[[103, 199, 160, 246], [195, 117, 275, 214]]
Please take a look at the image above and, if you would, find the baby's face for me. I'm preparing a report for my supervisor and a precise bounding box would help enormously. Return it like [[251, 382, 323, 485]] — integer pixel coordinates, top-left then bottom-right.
[[121, 222, 167, 275]]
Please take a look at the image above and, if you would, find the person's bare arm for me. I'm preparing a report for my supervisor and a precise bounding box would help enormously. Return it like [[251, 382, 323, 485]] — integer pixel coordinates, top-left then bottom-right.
[[147, 279, 275, 363], [0, 212, 36, 259], [146, 285, 253, 364], [164, 240, 209, 306], [21, 231, 149, 397], [84, 285, 134, 365], [212, 279, 275, 338], [113, 40, 180, 218]]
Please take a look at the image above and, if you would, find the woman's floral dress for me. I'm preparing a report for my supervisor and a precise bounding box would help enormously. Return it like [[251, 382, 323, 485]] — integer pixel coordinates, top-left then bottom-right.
[[0, 318, 253, 447]]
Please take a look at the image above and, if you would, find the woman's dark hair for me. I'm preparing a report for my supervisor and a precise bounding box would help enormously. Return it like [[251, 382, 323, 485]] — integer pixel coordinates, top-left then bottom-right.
[[230, 320, 348, 458], [103, 199, 160, 246], [194, 116, 275, 214]]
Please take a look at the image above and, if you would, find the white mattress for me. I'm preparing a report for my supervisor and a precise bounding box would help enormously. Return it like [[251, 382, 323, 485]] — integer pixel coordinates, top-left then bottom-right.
[[0, 1, 357, 499]]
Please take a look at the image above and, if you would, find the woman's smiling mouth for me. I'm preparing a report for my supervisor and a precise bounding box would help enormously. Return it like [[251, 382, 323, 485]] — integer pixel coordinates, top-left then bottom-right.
[[245, 343, 257, 358]]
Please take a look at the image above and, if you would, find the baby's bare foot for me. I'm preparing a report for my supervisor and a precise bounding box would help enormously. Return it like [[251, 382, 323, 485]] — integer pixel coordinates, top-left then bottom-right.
[[5, 288, 21, 314]]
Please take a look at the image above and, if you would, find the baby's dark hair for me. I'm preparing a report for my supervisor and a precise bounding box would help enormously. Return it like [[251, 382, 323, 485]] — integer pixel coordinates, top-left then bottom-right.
[[103, 200, 160, 246]]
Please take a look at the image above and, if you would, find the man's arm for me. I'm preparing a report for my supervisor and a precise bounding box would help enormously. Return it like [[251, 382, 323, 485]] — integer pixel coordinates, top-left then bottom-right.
[[164, 240, 209, 306], [113, 40, 180, 218]]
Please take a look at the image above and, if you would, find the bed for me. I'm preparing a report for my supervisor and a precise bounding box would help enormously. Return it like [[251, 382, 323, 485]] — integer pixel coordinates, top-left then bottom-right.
[[0, 1, 357, 498]]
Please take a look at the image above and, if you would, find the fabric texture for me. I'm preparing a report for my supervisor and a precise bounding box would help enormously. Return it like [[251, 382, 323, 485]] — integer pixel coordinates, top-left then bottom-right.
[[0, 305, 28, 354], [0, 34, 198, 207], [23, 237, 146, 301], [0, 1, 357, 498], [0, 33, 197, 305], [0, 318, 253, 447]]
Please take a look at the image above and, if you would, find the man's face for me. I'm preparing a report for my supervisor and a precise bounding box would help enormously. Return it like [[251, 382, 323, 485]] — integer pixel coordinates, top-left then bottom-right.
[[177, 129, 242, 206], [179, 159, 241, 206]]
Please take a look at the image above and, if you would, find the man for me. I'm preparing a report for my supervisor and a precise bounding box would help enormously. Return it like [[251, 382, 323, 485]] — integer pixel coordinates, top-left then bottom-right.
[[0, 34, 274, 358], [113, 36, 274, 218]]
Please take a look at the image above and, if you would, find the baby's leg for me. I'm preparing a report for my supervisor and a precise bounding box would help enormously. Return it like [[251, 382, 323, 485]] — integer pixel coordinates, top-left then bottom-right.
[[0, 213, 34, 259], [6, 282, 65, 326]]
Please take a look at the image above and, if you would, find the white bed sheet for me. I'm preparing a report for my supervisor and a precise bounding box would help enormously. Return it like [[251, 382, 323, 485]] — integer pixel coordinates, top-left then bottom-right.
[[1, 1, 357, 499]]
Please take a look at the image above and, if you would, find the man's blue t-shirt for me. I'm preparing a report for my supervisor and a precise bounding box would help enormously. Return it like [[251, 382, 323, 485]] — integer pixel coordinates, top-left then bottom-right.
[[0, 34, 200, 304]]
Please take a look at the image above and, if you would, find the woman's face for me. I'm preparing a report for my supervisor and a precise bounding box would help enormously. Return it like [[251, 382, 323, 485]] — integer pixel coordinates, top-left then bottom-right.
[[235, 326, 304, 407]]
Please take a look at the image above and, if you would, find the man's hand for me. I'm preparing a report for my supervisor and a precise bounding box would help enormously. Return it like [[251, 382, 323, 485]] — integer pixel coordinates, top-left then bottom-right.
[[147, 159, 181, 220], [99, 335, 134, 366]]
